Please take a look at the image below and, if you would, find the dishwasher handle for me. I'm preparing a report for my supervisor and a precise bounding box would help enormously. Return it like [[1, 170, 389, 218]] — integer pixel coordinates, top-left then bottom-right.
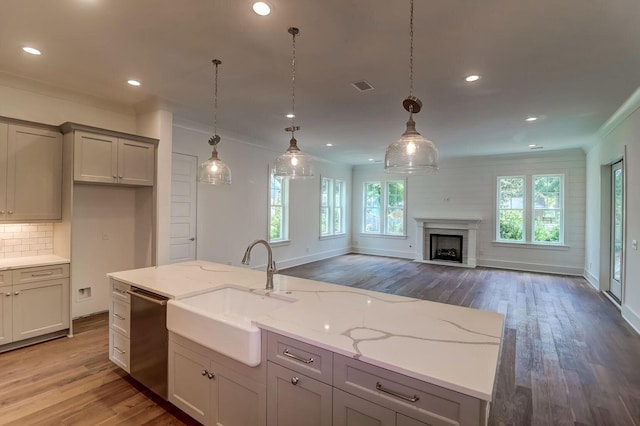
[[127, 289, 167, 306]]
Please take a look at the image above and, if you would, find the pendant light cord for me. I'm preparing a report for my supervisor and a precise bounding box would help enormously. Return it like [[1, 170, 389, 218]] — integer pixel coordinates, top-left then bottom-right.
[[409, 0, 414, 98], [289, 27, 298, 137], [213, 59, 220, 139]]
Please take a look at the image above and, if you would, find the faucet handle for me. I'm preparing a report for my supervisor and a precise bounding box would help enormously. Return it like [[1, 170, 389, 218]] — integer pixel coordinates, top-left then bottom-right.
[[271, 260, 278, 273]]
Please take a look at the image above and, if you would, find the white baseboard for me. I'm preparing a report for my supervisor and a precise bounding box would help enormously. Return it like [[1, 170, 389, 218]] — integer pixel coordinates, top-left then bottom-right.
[[477, 258, 583, 276], [622, 304, 640, 335], [583, 269, 599, 290], [270, 247, 351, 270], [350, 247, 415, 260]]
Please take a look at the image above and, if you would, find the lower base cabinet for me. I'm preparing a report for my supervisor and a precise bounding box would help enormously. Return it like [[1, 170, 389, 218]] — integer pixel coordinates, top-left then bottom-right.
[[267, 361, 333, 426], [333, 388, 396, 426], [168, 333, 266, 426]]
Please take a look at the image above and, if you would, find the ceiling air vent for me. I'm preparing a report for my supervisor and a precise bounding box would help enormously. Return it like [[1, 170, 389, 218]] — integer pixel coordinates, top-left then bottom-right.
[[351, 80, 374, 92]]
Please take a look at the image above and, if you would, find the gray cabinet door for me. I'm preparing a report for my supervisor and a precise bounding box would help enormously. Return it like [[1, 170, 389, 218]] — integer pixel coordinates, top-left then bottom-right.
[[0, 284, 12, 345], [267, 361, 332, 426], [333, 388, 395, 426], [73, 131, 118, 184], [5, 125, 62, 221], [117, 139, 154, 186], [169, 342, 212, 425], [212, 359, 266, 426], [396, 414, 431, 426], [12, 279, 69, 341]]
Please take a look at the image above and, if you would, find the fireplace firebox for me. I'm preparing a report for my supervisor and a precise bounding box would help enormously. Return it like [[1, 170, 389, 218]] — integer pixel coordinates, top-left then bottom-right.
[[430, 234, 463, 263]]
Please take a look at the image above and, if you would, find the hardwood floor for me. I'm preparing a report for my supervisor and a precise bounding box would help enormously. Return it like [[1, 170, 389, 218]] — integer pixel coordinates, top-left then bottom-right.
[[0, 254, 638, 425]]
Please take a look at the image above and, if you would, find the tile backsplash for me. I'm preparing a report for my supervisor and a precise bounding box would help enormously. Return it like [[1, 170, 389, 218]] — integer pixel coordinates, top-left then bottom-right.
[[0, 223, 54, 258]]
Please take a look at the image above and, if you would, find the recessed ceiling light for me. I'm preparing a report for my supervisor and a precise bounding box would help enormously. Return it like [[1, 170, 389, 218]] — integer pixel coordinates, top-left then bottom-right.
[[326, 143, 333, 147], [528, 144, 537, 148], [285, 113, 295, 119], [368, 158, 374, 162], [252, 1, 271, 16], [22, 46, 41, 55], [525, 116, 538, 122], [465, 75, 480, 82], [127, 80, 141, 86]]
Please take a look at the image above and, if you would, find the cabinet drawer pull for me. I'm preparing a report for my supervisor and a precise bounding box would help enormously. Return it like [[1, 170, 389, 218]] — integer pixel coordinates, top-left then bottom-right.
[[0, 210, 5, 214], [375, 382, 420, 403], [14, 291, 19, 296], [291, 377, 300, 385], [113, 313, 125, 321], [5, 292, 10, 297], [208, 372, 215, 380], [114, 346, 126, 355], [31, 271, 54, 277], [7, 211, 13, 215], [283, 349, 314, 364], [114, 288, 127, 295]]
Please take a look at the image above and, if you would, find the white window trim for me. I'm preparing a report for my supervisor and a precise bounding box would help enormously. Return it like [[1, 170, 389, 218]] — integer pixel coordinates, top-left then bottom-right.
[[362, 178, 407, 237], [320, 176, 347, 238], [531, 174, 564, 245], [268, 170, 289, 244], [496, 175, 526, 243], [495, 174, 566, 246]]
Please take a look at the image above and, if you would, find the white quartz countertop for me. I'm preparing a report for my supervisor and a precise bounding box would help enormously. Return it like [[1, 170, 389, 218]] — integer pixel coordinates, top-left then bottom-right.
[[108, 261, 504, 401], [0, 255, 70, 270]]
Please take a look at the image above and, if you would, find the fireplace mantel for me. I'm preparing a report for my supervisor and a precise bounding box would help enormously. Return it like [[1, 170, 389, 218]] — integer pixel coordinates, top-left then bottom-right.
[[414, 217, 482, 268]]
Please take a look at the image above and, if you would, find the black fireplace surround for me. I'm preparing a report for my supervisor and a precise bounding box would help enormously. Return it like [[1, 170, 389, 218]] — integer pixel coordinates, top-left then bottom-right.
[[430, 234, 463, 263]]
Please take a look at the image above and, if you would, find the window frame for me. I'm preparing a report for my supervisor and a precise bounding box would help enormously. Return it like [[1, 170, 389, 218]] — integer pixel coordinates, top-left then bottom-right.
[[531, 174, 564, 245], [495, 174, 565, 245], [320, 176, 346, 238], [496, 175, 526, 243], [362, 178, 407, 237], [268, 171, 290, 244]]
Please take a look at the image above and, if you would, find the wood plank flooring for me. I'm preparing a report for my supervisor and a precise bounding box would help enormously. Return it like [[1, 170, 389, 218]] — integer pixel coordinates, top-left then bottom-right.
[[0, 254, 638, 425]]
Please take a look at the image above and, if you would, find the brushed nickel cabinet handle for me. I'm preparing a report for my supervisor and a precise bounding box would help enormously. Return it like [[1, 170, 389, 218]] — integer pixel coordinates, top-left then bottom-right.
[[5, 293, 10, 297], [291, 377, 299, 385], [113, 313, 125, 320], [114, 346, 126, 355], [375, 382, 420, 403], [207, 372, 215, 380], [283, 349, 314, 364], [189, 237, 195, 241], [31, 271, 54, 277], [14, 291, 19, 296], [7, 211, 13, 215], [201, 369, 208, 376], [0, 210, 5, 214]]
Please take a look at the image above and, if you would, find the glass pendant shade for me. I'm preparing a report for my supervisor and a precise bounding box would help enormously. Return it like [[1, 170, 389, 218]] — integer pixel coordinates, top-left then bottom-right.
[[198, 148, 232, 185], [274, 137, 314, 179], [385, 117, 438, 173]]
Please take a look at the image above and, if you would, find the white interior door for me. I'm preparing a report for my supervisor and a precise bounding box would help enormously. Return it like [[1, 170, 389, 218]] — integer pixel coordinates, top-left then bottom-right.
[[170, 153, 197, 263], [609, 160, 624, 301]]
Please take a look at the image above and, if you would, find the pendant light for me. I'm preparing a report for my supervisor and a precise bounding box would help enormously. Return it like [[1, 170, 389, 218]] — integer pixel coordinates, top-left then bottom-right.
[[198, 59, 232, 185], [274, 27, 314, 179], [384, 0, 439, 173]]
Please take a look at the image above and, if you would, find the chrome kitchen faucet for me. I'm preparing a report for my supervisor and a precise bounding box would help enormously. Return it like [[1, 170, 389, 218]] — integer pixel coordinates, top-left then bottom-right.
[[241, 239, 277, 290]]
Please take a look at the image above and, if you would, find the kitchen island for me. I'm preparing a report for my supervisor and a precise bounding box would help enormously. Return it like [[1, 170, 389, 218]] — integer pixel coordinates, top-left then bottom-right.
[[108, 261, 504, 426]]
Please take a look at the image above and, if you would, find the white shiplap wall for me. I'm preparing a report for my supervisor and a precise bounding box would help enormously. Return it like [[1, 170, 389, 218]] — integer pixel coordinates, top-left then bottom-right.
[[352, 149, 586, 275]]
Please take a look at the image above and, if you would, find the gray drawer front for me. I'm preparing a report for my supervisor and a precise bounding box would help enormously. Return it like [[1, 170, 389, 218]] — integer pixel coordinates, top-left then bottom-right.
[[267, 331, 333, 385], [12, 264, 69, 284], [333, 354, 483, 426]]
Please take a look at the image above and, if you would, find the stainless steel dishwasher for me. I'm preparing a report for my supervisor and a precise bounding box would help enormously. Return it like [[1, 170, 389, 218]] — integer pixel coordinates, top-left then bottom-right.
[[127, 286, 169, 400]]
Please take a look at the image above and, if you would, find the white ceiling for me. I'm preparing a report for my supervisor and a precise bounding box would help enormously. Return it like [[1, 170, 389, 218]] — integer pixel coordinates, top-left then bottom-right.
[[1, 0, 639, 165]]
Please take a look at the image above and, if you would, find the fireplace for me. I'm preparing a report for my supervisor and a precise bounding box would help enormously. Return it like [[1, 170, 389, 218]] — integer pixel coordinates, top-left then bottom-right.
[[430, 234, 463, 263], [414, 217, 481, 268]]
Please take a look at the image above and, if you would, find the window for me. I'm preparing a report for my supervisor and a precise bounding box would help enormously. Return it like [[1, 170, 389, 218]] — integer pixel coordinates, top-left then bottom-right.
[[269, 173, 289, 243], [320, 177, 346, 237], [497, 176, 525, 242], [496, 175, 564, 244], [363, 180, 406, 236], [532, 175, 563, 244]]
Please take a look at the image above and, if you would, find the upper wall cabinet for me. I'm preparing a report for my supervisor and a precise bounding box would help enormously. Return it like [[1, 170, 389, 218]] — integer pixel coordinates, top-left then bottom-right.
[[72, 130, 155, 186], [0, 122, 63, 222]]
